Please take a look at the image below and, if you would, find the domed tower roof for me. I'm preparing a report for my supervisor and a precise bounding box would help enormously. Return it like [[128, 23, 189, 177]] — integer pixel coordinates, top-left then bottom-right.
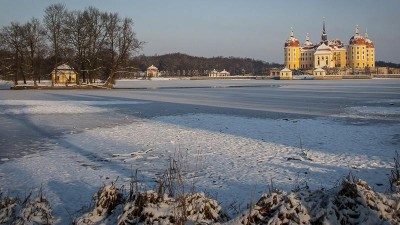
[[364, 29, 374, 48], [302, 33, 315, 49], [349, 25, 366, 45], [328, 39, 345, 49], [285, 28, 300, 47]]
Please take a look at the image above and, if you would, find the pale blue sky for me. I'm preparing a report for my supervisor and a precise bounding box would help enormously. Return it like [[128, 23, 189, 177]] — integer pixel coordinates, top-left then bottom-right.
[[1, 0, 399, 63]]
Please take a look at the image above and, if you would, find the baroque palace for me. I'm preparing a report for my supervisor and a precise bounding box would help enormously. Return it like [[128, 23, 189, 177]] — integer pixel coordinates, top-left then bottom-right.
[[284, 22, 375, 71]]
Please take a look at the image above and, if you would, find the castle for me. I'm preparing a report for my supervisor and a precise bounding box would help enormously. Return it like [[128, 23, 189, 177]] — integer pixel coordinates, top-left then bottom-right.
[[284, 22, 375, 71]]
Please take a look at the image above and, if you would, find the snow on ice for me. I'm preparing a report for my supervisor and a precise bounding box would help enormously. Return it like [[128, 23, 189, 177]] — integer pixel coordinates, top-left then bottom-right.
[[0, 111, 398, 223], [0, 100, 149, 114], [0, 97, 398, 224]]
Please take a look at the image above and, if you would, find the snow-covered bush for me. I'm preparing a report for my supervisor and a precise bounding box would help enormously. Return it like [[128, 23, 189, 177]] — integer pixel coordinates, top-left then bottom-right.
[[119, 191, 228, 225], [0, 192, 53, 225], [76, 188, 228, 225], [390, 150, 400, 193], [0, 194, 18, 224], [75, 184, 124, 224], [235, 175, 400, 225]]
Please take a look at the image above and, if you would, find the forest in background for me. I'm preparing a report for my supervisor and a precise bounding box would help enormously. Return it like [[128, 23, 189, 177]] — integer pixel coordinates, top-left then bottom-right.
[[127, 53, 282, 78]]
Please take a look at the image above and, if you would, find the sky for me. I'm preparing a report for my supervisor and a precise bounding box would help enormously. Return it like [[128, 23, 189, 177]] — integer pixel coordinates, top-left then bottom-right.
[[1, 0, 400, 63]]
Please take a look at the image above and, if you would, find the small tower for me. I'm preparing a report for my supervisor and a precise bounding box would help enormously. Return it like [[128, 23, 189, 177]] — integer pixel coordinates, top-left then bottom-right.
[[321, 20, 328, 45], [300, 33, 315, 70], [364, 28, 375, 68], [355, 24, 360, 36]]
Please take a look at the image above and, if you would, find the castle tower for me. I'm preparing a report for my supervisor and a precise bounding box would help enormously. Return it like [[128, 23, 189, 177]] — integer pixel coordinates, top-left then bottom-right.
[[284, 28, 301, 70], [300, 33, 315, 69], [314, 20, 334, 68], [347, 25, 368, 68]]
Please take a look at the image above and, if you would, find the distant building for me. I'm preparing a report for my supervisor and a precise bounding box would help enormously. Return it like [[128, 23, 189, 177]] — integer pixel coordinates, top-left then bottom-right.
[[279, 68, 292, 80], [146, 65, 159, 77], [219, 69, 230, 76], [313, 67, 326, 77], [209, 69, 218, 77], [284, 21, 375, 70], [208, 69, 230, 77], [51, 64, 77, 84], [269, 68, 280, 77]]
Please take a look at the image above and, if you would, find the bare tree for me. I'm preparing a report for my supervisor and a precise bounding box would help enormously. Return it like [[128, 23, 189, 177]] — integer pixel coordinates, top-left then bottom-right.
[[0, 22, 26, 85], [65, 10, 89, 84], [1, 4, 144, 86], [43, 3, 67, 83], [82, 7, 108, 83], [104, 17, 142, 87], [23, 18, 47, 86]]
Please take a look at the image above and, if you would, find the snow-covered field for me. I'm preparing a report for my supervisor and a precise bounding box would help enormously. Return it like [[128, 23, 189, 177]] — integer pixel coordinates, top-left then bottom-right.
[[0, 80, 399, 224]]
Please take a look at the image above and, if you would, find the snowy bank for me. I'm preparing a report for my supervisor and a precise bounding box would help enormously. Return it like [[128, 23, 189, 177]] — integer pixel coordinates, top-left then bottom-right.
[[0, 80, 12, 90]]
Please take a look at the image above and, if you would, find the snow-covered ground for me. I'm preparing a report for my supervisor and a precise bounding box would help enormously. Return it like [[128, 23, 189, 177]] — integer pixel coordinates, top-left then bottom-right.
[[0, 80, 399, 224], [0, 100, 398, 224]]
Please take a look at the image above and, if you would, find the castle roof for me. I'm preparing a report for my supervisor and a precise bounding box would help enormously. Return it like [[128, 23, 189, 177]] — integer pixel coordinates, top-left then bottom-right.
[[328, 39, 345, 49], [302, 33, 315, 49], [285, 29, 300, 47], [315, 43, 331, 54], [281, 68, 292, 72], [147, 65, 158, 70], [365, 38, 374, 48], [349, 25, 371, 46], [349, 35, 366, 45]]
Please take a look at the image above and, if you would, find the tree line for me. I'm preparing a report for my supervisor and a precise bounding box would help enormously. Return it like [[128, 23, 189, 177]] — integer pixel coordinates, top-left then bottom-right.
[[376, 61, 400, 69], [0, 3, 142, 86], [128, 53, 282, 78]]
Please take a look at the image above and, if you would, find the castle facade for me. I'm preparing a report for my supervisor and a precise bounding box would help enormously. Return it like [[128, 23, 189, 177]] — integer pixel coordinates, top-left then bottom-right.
[[284, 22, 375, 70]]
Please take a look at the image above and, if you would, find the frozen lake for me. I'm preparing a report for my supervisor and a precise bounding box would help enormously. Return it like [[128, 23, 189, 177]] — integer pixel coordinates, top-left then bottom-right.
[[0, 79, 399, 223]]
